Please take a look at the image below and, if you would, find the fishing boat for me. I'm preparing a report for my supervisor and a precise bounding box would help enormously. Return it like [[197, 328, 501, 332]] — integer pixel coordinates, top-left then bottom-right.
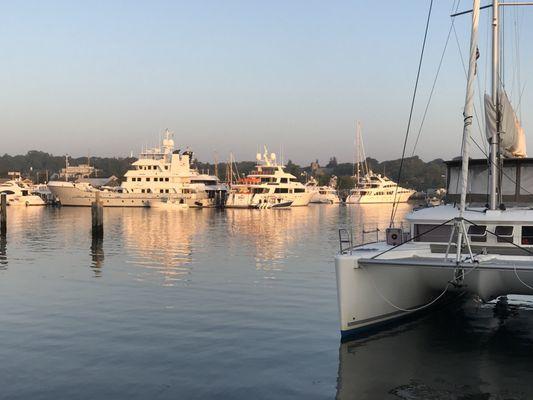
[[335, 0, 533, 339]]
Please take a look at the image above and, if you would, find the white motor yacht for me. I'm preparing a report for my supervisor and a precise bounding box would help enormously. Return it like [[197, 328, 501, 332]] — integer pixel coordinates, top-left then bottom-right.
[[0, 180, 46, 206], [345, 171, 415, 204], [48, 129, 227, 207], [305, 176, 341, 204], [226, 147, 312, 208]]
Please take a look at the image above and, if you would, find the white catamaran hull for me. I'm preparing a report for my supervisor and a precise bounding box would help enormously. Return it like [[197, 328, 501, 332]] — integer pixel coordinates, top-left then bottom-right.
[[336, 251, 533, 338]]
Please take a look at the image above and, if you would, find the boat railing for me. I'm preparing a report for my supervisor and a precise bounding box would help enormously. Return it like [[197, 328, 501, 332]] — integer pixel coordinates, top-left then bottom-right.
[[338, 229, 353, 254]]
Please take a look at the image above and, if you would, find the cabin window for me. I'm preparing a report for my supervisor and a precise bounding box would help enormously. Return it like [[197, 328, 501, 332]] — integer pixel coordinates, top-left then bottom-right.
[[274, 188, 289, 193], [467, 225, 487, 242], [141, 189, 146, 193], [165, 178, 169, 182], [165, 189, 169, 194], [413, 224, 456, 243], [160, 189, 164, 193], [495, 226, 514, 243], [294, 188, 305, 193], [280, 178, 288, 183], [521, 227, 533, 245], [146, 178, 150, 182], [165, 166, 169, 170]]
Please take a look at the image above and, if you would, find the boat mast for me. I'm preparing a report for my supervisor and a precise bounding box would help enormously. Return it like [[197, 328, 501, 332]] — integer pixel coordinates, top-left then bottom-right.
[[489, 0, 499, 210], [456, 0, 480, 260]]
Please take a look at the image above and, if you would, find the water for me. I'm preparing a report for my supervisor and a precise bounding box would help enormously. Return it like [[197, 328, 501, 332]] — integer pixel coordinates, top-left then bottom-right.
[[1, 204, 533, 399]]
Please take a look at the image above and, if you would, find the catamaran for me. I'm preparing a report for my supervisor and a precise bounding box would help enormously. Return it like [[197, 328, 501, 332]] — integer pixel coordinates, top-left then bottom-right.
[[335, 0, 533, 339]]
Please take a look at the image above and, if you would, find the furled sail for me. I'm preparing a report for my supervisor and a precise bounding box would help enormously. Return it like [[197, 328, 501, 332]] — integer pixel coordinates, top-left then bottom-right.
[[484, 90, 527, 158]]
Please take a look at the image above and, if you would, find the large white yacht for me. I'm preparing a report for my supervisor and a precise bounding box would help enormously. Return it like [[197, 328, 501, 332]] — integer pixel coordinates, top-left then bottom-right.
[[305, 176, 341, 204], [0, 180, 46, 206], [48, 130, 227, 207], [345, 171, 415, 204], [226, 148, 312, 208], [335, 0, 533, 339], [346, 124, 414, 204]]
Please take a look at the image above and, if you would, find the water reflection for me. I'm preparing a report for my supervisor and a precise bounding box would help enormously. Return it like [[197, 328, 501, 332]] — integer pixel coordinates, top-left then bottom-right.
[[225, 207, 324, 274], [121, 208, 203, 286], [336, 298, 533, 399], [344, 203, 413, 244], [90, 237, 104, 277], [0, 235, 6, 268]]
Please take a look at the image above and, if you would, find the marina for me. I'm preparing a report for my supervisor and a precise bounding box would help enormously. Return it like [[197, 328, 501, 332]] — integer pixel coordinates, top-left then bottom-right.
[[3, 0, 533, 398]]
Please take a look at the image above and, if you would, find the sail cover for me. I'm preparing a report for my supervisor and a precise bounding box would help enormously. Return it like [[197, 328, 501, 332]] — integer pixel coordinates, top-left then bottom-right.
[[485, 90, 527, 157]]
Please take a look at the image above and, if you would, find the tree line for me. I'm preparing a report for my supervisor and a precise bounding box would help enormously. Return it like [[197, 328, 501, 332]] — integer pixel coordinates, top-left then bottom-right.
[[0, 150, 447, 191]]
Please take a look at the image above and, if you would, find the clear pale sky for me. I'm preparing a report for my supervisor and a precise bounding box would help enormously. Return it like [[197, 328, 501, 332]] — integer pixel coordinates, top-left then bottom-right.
[[1, 1, 532, 165]]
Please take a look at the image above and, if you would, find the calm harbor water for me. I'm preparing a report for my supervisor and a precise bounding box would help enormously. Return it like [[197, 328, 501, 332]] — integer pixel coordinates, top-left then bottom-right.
[[1, 204, 533, 399]]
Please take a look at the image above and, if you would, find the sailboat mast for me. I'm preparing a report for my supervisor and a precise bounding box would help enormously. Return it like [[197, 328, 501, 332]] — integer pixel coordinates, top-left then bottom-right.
[[460, 0, 480, 216], [489, 0, 499, 210]]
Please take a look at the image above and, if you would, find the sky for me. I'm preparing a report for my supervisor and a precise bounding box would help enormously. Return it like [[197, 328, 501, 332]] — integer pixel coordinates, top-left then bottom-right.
[[1, 1, 532, 165]]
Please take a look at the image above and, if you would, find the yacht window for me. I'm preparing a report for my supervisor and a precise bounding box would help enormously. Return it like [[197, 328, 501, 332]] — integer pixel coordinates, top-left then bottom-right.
[[521, 227, 533, 245], [495, 226, 514, 243], [280, 178, 288, 183], [414, 224, 456, 243], [160, 189, 164, 193], [146, 178, 150, 181], [147, 189, 152, 193], [294, 188, 305, 193], [165, 189, 169, 193], [274, 188, 289, 193], [141, 189, 146, 193], [290, 178, 298, 182], [165, 178, 169, 182], [467, 225, 487, 242], [165, 166, 169, 170]]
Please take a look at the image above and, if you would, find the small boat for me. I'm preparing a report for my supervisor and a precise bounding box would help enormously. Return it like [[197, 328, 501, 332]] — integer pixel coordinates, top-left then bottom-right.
[[0, 180, 46, 206]]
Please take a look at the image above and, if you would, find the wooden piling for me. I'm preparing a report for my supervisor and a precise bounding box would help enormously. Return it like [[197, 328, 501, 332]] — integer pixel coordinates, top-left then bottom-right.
[[91, 191, 103, 238], [0, 193, 6, 237]]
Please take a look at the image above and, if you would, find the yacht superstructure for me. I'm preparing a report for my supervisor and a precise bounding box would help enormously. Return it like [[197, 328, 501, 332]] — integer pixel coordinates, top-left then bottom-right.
[[226, 148, 312, 208]]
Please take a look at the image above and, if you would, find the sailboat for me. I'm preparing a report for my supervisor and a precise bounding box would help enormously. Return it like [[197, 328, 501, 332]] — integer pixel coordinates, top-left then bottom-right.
[[346, 122, 415, 204], [335, 0, 533, 339]]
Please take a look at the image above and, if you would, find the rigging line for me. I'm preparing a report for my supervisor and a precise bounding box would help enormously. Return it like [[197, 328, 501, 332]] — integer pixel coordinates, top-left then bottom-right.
[[411, 0, 462, 157], [389, 0, 434, 228]]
